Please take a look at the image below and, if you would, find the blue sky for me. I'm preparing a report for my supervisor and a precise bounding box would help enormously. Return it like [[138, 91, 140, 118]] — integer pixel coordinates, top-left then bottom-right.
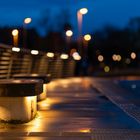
[[0, 0, 140, 35]]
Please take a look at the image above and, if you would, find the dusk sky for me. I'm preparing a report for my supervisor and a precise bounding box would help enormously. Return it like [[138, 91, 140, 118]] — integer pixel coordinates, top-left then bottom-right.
[[0, 0, 140, 35]]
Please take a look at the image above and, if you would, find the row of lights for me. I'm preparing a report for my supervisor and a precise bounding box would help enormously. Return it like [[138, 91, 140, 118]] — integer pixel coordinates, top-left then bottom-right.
[[97, 52, 137, 63], [65, 8, 92, 42], [98, 52, 137, 73], [97, 52, 137, 73], [11, 47, 81, 60]]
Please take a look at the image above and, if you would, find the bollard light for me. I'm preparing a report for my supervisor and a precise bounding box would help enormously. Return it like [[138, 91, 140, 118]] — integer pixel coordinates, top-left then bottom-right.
[[46, 52, 54, 58], [60, 54, 69, 60], [12, 47, 20, 52], [31, 50, 39, 55]]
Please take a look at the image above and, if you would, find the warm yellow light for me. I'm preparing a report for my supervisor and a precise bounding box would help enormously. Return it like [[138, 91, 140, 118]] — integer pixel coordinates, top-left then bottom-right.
[[117, 55, 122, 61], [66, 30, 73, 37], [112, 54, 122, 61], [80, 128, 91, 133], [24, 18, 32, 24], [79, 8, 88, 15], [131, 52, 136, 59], [12, 29, 19, 36], [12, 47, 20, 52], [98, 55, 104, 62], [72, 52, 81, 61], [60, 54, 69, 60], [112, 54, 117, 61], [84, 34, 91, 41], [46, 52, 54, 58], [31, 50, 39, 55], [104, 66, 110, 72]]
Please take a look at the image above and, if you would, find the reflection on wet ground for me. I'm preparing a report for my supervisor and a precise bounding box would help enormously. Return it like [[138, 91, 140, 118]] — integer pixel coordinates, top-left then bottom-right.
[[1, 77, 140, 139]]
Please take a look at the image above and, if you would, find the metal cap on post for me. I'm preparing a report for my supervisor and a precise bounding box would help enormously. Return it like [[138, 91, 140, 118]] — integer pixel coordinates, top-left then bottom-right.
[[0, 79, 43, 97], [12, 74, 51, 84]]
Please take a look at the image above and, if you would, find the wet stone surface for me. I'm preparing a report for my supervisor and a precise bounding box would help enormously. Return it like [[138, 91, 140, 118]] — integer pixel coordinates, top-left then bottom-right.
[[1, 77, 140, 139]]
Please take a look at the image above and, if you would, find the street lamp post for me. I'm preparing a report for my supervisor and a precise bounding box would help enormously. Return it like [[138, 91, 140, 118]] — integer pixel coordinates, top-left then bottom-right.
[[77, 8, 88, 54], [23, 17, 32, 48], [83, 34, 91, 46], [83, 34, 91, 57], [65, 30, 73, 53], [12, 29, 19, 47], [66, 30, 73, 44]]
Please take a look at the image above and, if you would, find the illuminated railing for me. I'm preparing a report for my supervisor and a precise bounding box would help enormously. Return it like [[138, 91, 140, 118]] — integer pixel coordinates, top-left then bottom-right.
[[0, 44, 76, 79]]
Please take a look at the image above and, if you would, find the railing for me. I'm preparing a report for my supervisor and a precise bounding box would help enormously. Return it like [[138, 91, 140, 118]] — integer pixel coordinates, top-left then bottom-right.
[[0, 44, 76, 79]]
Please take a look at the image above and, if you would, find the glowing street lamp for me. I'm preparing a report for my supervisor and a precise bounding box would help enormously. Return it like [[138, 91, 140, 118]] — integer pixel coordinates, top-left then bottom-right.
[[66, 30, 73, 37], [65, 29, 73, 53], [83, 34, 91, 48], [12, 29, 18, 36], [23, 17, 32, 48], [12, 29, 19, 47], [77, 8, 88, 53], [24, 18, 32, 24], [77, 8, 88, 36], [84, 34, 91, 41], [79, 8, 88, 15]]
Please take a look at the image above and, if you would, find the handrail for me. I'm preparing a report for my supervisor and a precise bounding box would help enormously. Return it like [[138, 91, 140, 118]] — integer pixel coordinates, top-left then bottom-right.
[[0, 44, 76, 79]]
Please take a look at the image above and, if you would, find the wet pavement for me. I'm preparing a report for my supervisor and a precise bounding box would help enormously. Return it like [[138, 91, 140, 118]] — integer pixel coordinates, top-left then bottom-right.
[[0, 77, 140, 139]]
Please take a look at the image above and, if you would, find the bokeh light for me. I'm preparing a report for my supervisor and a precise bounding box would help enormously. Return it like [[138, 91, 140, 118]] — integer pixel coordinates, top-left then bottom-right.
[[84, 34, 91, 41], [66, 30, 73, 37], [12, 29, 19, 36], [79, 8, 88, 15], [104, 66, 110, 72], [98, 55, 104, 62]]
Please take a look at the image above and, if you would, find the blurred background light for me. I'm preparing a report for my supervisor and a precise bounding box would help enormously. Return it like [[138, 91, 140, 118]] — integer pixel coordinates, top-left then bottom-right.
[[31, 50, 39, 55]]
